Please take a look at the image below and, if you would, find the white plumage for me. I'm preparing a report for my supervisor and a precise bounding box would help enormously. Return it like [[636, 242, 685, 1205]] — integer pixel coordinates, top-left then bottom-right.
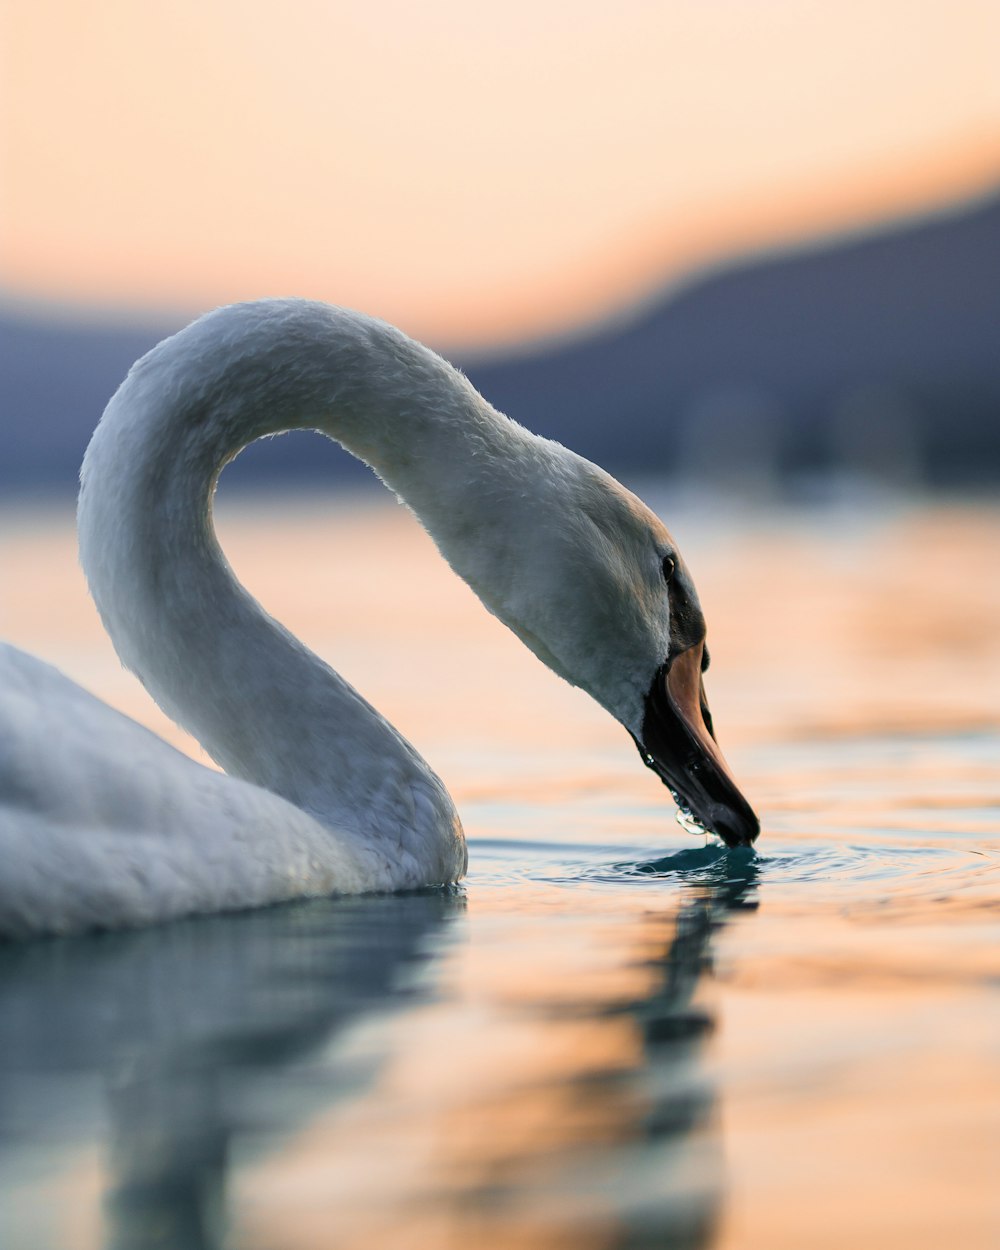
[[0, 299, 753, 939]]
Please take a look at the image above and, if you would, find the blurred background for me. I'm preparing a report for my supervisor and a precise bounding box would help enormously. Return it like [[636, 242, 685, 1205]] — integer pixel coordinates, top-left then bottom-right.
[[2, 0, 1000, 498]]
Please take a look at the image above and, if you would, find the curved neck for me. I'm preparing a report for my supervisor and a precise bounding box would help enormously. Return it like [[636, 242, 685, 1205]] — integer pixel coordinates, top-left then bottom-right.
[[78, 300, 525, 842]]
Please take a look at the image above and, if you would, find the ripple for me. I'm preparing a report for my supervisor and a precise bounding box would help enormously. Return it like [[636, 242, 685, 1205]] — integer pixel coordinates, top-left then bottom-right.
[[470, 832, 999, 918], [571, 844, 745, 884], [760, 837, 993, 882]]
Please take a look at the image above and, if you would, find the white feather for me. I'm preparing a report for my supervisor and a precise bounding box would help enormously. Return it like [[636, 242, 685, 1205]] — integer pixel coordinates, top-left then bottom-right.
[[1, 299, 682, 938]]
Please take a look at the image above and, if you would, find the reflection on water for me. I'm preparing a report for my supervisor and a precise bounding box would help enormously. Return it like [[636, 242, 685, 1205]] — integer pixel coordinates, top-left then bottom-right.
[[1, 496, 998, 1248], [0, 893, 462, 1248], [0, 866, 757, 1250]]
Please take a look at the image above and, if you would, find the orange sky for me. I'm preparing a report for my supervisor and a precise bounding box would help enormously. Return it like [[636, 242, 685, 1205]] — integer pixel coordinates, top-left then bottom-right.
[[2, 0, 999, 347]]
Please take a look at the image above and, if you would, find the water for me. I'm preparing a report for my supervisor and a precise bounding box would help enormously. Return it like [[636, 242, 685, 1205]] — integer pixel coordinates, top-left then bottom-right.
[[1, 491, 997, 1249]]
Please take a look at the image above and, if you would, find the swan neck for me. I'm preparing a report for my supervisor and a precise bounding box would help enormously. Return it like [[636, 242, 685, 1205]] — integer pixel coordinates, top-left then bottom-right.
[[77, 301, 476, 862]]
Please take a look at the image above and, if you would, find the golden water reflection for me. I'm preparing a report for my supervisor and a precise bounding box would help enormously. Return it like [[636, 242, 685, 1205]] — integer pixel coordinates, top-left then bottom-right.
[[1, 495, 998, 1249], [0, 873, 756, 1250]]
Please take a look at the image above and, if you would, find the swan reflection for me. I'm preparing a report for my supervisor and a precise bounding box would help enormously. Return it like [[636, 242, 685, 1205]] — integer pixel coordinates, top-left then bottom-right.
[[0, 855, 758, 1249], [0, 891, 462, 1248]]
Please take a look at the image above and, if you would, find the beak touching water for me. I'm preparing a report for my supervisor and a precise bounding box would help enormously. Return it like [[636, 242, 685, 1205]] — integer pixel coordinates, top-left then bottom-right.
[[634, 642, 760, 848]]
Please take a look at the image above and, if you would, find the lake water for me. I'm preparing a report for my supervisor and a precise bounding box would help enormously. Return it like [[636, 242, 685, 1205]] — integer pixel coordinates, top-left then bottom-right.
[[1, 489, 997, 1249]]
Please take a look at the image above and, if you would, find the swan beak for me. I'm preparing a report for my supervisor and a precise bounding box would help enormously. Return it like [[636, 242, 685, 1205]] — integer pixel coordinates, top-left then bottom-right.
[[636, 643, 760, 847]]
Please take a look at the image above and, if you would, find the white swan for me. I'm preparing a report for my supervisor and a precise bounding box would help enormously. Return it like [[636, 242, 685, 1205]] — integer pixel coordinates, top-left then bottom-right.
[[0, 299, 758, 939]]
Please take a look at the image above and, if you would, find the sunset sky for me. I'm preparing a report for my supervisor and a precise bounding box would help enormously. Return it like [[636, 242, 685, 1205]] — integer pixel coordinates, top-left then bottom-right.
[[2, 0, 999, 347]]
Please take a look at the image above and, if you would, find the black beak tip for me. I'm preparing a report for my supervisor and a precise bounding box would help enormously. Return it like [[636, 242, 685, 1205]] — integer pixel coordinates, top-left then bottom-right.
[[712, 805, 761, 849], [631, 730, 761, 849]]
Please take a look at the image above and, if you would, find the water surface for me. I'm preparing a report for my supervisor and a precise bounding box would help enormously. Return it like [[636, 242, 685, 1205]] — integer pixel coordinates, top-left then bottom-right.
[[1, 492, 997, 1249]]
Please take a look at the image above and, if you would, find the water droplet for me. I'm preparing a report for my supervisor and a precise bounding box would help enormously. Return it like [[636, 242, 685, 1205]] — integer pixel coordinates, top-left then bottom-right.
[[669, 788, 710, 837]]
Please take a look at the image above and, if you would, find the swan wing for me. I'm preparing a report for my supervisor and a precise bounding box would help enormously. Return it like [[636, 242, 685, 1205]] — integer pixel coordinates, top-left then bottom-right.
[[0, 645, 370, 938]]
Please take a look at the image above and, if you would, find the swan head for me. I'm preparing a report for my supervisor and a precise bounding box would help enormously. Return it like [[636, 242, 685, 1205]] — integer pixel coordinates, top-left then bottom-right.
[[427, 439, 760, 848]]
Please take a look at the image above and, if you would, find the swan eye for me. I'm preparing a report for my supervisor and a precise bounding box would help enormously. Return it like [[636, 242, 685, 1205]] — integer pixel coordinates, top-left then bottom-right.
[[702, 646, 711, 673], [661, 555, 676, 584]]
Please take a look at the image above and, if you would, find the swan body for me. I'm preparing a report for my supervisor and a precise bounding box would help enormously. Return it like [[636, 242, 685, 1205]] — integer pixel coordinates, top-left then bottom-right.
[[1, 645, 369, 936], [0, 299, 757, 939]]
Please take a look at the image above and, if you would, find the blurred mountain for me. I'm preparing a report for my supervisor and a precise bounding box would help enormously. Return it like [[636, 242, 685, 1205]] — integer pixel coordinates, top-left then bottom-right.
[[2, 189, 999, 498], [465, 190, 1000, 493]]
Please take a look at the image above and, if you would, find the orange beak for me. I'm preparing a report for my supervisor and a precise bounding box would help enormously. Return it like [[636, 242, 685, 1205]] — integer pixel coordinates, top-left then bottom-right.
[[634, 642, 760, 847]]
